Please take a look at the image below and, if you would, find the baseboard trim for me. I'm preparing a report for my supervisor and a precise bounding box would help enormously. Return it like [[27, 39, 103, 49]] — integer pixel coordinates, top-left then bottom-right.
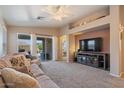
[[110, 73, 120, 77]]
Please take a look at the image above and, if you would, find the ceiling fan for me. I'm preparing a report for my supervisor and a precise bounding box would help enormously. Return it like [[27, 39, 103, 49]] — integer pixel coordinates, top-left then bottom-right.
[[36, 5, 71, 21]]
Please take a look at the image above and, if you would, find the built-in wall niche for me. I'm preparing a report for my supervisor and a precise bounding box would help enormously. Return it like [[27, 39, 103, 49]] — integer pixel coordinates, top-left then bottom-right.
[[60, 35, 67, 60], [75, 28, 110, 53], [69, 9, 109, 29]]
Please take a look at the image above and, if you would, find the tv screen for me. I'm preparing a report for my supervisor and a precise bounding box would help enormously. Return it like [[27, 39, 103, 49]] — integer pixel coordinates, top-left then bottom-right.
[[80, 40, 85, 51], [79, 38, 102, 52], [87, 40, 95, 51]]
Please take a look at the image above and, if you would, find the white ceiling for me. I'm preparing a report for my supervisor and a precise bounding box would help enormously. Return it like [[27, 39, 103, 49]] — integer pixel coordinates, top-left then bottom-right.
[[0, 5, 109, 27]]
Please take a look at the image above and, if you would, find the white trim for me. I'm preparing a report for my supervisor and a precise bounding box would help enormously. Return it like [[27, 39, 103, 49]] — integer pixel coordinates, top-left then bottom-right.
[[110, 73, 120, 77], [16, 33, 18, 52], [36, 34, 53, 39], [52, 36, 58, 61]]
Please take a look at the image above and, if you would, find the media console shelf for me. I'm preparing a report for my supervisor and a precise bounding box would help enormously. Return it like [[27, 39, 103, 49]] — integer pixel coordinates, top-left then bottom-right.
[[76, 52, 110, 70]]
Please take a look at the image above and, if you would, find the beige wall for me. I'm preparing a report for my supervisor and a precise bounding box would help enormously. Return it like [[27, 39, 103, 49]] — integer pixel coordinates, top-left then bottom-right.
[[68, 34, 76, 62], [75, 28, 110, 53], [119, 6, 124, 75], [110, 6, 121, 77], [7, 26, 60, 54]]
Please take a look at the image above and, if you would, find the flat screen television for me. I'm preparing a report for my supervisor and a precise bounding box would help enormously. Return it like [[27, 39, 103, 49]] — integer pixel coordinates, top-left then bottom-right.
[[79, 37, 102, 52]]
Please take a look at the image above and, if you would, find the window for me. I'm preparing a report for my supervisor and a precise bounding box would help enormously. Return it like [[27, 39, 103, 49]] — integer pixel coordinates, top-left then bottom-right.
[[36, 36, 53, 61], [0, 25, 7, 57], [17, 33, 31, 53], [36, 37, 44, 54]]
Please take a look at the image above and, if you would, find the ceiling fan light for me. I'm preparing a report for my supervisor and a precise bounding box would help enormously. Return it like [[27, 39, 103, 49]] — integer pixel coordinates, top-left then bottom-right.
[[41, 5, 71, 21]]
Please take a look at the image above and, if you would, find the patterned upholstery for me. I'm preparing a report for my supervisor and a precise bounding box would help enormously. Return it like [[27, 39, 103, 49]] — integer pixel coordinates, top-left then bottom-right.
[[10, 55, 28, 68]]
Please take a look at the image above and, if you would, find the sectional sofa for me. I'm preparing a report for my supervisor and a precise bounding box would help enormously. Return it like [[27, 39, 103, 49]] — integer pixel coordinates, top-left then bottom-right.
[[0, 53, 59, 88]]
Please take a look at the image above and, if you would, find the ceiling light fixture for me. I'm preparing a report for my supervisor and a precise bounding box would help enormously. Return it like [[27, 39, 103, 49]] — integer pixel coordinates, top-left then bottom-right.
[[41, 5, 71, 21]]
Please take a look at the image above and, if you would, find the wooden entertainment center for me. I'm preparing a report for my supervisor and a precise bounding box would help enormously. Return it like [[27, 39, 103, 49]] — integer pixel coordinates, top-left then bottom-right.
[[76, 51, 110, 70]]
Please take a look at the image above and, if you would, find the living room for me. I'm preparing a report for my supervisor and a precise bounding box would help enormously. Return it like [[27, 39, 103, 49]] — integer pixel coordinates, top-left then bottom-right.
[[1, 4, 124, 89]]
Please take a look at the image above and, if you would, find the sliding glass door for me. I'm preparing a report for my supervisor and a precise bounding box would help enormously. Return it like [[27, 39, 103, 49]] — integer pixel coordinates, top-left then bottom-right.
[[46, 38, 52, 60], [36, 36, 53, 61], [36, 37, 45, 61]]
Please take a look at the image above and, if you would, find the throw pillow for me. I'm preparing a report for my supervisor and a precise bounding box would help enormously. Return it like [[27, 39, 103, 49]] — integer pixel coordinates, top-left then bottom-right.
[[10, 54, 31, 73], [9, 55, 25, 68], [1, 68, 40, 88]]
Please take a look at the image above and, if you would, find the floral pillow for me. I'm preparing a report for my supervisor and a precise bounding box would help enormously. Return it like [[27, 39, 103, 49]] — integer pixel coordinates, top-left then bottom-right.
[[9, 54, 32, 75], [10, 55, 25, 68]]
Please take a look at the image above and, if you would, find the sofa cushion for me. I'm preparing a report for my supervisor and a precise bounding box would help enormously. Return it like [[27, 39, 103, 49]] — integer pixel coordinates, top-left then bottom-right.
[[0, 69, 5, 88], [0, 76, 5, 88], [31, 58, 41, 66], [0, 59, 11, 69], [15, 66, 34, 77], [1, 68, 40, 88], [36, 75, 59, 88], [31, 64, 44, 77], [0, 55, 12, 68]]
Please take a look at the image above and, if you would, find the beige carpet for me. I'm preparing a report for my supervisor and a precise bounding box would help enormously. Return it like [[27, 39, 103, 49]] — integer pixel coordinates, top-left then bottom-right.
[[40, 61, 124, 88]]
